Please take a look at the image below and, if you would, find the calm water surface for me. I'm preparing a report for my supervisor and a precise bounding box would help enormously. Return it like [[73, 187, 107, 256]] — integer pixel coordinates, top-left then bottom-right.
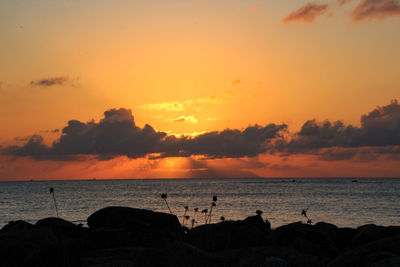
[[0, 178, 399, 228]]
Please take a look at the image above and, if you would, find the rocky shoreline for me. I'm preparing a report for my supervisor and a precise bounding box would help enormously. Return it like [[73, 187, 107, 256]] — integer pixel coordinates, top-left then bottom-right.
[[1, 206, 399, 267]]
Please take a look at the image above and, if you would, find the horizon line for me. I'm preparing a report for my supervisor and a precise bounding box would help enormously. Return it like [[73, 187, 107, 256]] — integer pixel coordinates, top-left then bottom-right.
[[1, 177, 400, 182]]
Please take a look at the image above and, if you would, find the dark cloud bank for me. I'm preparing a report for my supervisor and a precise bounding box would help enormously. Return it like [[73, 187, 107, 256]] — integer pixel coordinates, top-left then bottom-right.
[[3, 100, 400, 162], [276, 100, 400, 161], [3, 109, 286, 160]]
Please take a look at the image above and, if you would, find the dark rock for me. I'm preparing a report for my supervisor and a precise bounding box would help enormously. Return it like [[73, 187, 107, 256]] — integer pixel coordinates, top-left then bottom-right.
[[35, 217, 86, 265], [272, 221, 339, 263], [87, 207, 182, 239], [314, 222, 338, 230], [214, 246, 322, 267], [336, 227, 358, 250], [328, 234, 400, 267], [160, 240, 223, 267], [36, 217, 76, 229], [314, 222, 358, 252], [81, 247, 162, 267], [185, 215, 270, 251], [264, 256, 290, 267], [82, 227, 165, 250], [349, 224, 400, 248], [0, 220, 34, 234], [369, 256, 400, 267], [36, 217, 84, 238], [3, 208, 400, 267], [0, 226, 64, 267], [0, 218, 83, 267], [81, 241, 223, 267]]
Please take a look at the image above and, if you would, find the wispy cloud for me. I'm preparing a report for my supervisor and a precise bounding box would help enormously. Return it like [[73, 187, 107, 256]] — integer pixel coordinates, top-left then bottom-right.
[[352, 0, 400, 21], [249, 4, 261, 13], [196, 95, 227, 104], [338, 0, 353, 5], [232, 79, 242, 86], [14, 136, 33, 142], [140, 94, 236, 112], [170, 115, 198, 124], [140, 101, 190, 111], [284, 0, 400, 23], [40, 129, 60, 134], [283, 3, 329, 23], [30, 76, 69, 87], [207, 117, 220, 121]]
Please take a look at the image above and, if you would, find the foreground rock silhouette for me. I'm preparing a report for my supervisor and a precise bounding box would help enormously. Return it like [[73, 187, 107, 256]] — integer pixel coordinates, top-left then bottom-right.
[[1, 206, 400, 267]]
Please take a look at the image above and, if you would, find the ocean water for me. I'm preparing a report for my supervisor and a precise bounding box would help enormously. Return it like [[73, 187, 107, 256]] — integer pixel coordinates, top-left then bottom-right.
[[0, 178, 399, 228]]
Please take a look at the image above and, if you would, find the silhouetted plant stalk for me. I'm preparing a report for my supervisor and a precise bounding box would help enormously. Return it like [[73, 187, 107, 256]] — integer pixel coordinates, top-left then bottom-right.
[[182, 206, 189, 225], [49, 187, 59, 217], [192, 208, 199, 228], [202, 209, 208, 224], [161, 193, 173, 214], [184, 215, 190, 227], [301, 208, 312, 224], [208, 196, 217, 224]]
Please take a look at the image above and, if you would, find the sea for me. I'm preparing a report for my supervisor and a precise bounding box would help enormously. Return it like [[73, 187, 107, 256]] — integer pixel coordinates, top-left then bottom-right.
[[0, 178, 399, 228]]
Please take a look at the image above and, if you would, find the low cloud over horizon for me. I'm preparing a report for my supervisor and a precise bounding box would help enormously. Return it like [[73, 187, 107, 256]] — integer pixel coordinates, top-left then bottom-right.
[[2, 100, 400, 163], [2, 108, 286, 160], [275, 100, 400, 161]]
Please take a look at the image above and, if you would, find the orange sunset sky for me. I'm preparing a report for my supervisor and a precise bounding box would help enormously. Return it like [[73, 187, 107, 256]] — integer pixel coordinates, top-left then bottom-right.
[[0, 0, 400, 179]]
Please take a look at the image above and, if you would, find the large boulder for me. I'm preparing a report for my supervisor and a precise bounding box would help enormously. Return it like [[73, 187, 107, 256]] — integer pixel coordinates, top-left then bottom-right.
[[87, 207, 182, 239], [348, 224, 400, 249], [82, 227, 169, 250], [36, 217, 85, 238], [271, 222, 339, 263], [0, 220, 34, 234], [214, 246, 321, 267], [81, 247, 162, 267], [0, 225, 66, 267], [0, 219, 84, 267], [369, 256, 400, 267], [81, 241, 223, 267], [185, 215, 271, 251], [335, 227, 358, 250], [328, 234, 400, 267], [160, 240, 223, 267]]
